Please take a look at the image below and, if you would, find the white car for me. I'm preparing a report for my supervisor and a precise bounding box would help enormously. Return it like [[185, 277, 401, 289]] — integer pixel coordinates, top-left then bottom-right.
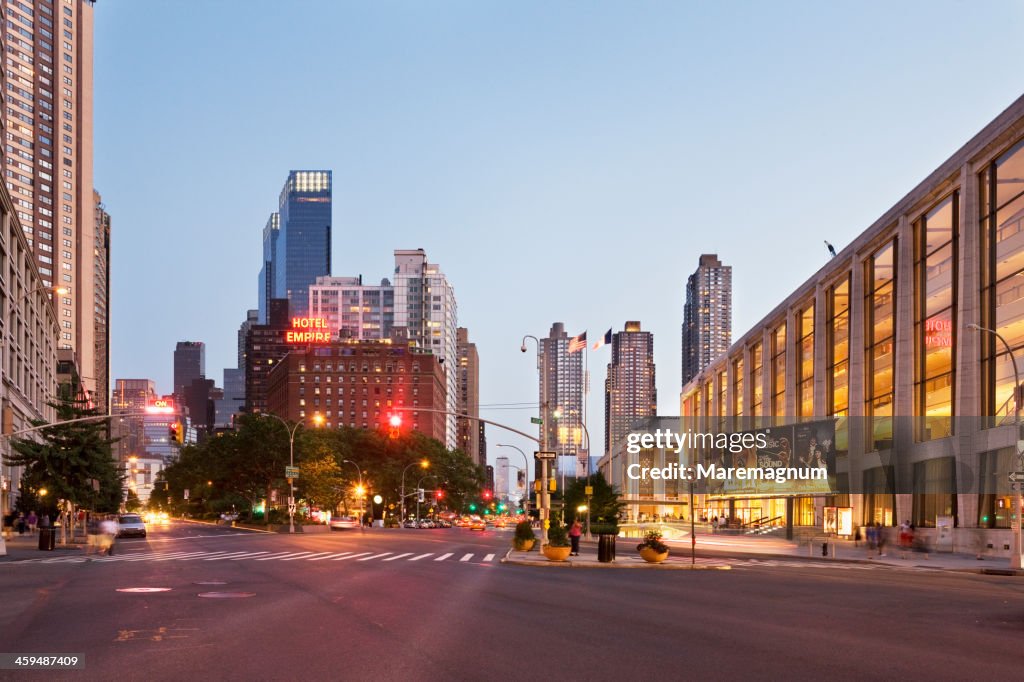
[[329, 516, 359, 530], [116, 514, 147, 538]]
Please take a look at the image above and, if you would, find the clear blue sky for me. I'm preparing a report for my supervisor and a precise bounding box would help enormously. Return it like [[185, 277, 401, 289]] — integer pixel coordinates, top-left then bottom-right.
[[97, 0, 1024, 469]]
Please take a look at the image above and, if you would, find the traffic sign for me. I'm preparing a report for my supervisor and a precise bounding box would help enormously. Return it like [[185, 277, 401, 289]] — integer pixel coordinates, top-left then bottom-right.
[[285, 466, 300, 479], [530, 417, 543, 425], [1008, 471, 1024, 483], [534, 450, 556, 460], [585, 486, 594, 496]]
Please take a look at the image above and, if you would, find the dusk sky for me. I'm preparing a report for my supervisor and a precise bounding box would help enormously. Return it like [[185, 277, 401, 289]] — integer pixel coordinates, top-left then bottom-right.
[[96, 1, 1024, 465]]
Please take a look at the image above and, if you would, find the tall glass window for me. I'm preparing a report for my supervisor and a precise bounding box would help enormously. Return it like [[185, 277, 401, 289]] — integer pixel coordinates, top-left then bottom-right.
[[912, 457, 957, 528], [827, 275, 851, 452], [863, 466, 895, 527], [914, 193, 957, 441], [978, 448, 1012, 528], [717, 370, 727, 432], [981, 141, 1024, 423], [732, 356, 744, 427], [751, 343, 763, 419], [797, 302, 814, 417], [865, 242, 895, 450], [771, 323, 786, 424]]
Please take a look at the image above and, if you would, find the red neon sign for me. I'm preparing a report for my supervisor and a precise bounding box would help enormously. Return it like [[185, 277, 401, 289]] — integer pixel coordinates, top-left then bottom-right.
[[285, 317, 331, 344]]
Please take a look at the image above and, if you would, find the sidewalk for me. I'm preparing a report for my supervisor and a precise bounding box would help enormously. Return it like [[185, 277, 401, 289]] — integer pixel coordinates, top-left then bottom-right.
[[502, 544, 731, 570], [0, 532, 84, 562]]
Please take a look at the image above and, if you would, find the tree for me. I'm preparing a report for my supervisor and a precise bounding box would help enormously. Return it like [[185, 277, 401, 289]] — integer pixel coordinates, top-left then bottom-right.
[[564, 472, 623, 524], [299, 454, 347, 514], [124, 489, 142, 512], [5, 393, 121, 543]]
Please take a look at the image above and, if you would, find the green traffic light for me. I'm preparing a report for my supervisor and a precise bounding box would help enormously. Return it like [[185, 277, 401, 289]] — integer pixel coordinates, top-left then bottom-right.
[[469, 503, 476, 511]]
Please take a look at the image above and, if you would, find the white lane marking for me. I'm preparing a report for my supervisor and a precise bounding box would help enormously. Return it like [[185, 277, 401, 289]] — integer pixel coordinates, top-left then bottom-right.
[[358, 552, 393, 561], [229, 552, 271, 560], [333, 552, 372, 561], [460, 553, 473, 562], [409, 553, 434, 561], [308, 552, 351, 561], [434, 553, 453, 561], [278, 552, 319, 561], [178, 552, 237, 561], [382, 553, 414, 562], [126, 552, 205, 562], [203, 552, 254, 561], [255, 552, 303, 561], [483, 553, 495, 563], [296, 552, 336, 561]]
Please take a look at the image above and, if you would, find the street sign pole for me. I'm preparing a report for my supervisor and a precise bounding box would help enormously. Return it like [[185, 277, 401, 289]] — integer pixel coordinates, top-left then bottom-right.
[[535, 451, 556, 545]]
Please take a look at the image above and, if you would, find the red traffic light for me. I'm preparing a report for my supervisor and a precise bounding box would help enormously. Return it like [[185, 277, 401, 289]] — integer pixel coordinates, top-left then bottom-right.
[[389, 414, 402, 428], [482, 490, 492, 500], [436, 490, 444, 500]]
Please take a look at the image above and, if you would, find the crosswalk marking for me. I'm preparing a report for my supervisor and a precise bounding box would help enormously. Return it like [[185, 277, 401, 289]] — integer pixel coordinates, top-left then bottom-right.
[[409, 553, 433, 561], [309, 552, 350, 561], [203, 552, 254, 561], [460, 553, 473, 562], [280, 552, 322, 561], [179, 551, 237, 561], [383, 553, 414, 562], [435, 553, 453, 561], [255, 552, 301, 561], [230, 552, 270, 560], [358, 552, 393, 561], [333, 552, 372, 561], [483, 553, 495, 563]]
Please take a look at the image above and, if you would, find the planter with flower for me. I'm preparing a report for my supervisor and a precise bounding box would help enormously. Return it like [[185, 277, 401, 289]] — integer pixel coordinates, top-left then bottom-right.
[[542, 522, 572, 561], [636, 529, 670, 563], [513, 520, 536, 551]]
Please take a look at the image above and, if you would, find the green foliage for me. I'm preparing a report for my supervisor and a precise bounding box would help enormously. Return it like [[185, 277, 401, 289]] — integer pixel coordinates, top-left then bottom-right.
[[589, 523, 619, 536], [124, 489, 142, 512], [546, 522, 570, 547], [5, 393, 121, 512], [637, 530, 669, 554], [563, 472, 623, 525], [298, 454, 346, 512], [514, 519, 536, 542]]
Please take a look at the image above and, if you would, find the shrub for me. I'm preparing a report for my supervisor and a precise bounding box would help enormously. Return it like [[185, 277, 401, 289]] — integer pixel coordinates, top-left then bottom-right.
[[590, 523, 619, 536], [546, 522, 570, 548], [636, 529, 669, 554], [514, 520, 536, 542]]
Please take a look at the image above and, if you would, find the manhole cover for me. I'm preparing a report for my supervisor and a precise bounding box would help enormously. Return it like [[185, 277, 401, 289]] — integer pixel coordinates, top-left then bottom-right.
[[197, 592, 255, 599], [116, 587, 172, 593], [193, 581, 227, 585]]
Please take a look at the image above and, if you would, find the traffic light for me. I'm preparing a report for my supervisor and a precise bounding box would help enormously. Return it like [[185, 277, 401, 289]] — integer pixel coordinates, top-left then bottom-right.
[[497, 503, 506, 512], [482, 490, 492, 500], [435, 490, 444, 500], [387, 413, 402, 438], [548, 478, 557, 493], [469, 503, 477, 512], [417, 488, 425, 503], [168, 422, 182, 444]]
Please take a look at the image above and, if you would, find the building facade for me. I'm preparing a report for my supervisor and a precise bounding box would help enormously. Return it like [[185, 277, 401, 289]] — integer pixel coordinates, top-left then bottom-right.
[[0, 185, 60, 516], [91, 190, 110, 413], [264, 341, 447, 442], [393, 249, 457, 449], [257, 213, 279, 324], [244, 298, 292, 415], [308, 275, 394, 341], [681, 254, 732, 387], [605, 321, 656, 457], [456, 327, 481, 467], [274, 171, 331, 318], [173, 341, 204, 399], [496, 456, 509, 500], [539, 322, 587, 476], [2, 0, 104, 407], [110, 378, 156, 461], [676, 94, 1024, 555]]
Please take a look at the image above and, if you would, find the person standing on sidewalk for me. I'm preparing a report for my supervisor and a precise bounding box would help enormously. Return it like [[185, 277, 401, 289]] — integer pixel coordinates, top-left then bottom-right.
[[569, 519, 582, 556], [27, 511, 38, 534]]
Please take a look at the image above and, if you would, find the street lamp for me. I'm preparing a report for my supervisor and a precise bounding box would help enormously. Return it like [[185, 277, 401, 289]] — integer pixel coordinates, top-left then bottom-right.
[[342, 459, 367, 532], [265, 412, 324, 534], [967, 323, 1023, 569], [400, 459, 429, 527]]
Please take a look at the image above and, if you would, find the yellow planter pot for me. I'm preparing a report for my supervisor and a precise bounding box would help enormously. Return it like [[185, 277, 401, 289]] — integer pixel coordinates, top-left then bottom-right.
[[514, 538, 535, 552], [542, 545, 572, 561], [639, 547, 669, 563]]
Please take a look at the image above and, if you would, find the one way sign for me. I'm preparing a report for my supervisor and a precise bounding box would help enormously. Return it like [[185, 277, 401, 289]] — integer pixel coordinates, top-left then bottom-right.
[[1008, 471, 1024, 483]]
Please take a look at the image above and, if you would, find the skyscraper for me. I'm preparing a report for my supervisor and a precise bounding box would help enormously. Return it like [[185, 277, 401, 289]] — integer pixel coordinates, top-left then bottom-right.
[[92, 191, 111, 413], [173, 341, 205, 399], [274, 171, 331, 318], [456, 327, 481, 468], [539, 322, 586, 476], [393, 249, 457, 449], [2, 1, 105, 406], [238, 309, 258, 375], [681, 254, 732, 386], [308, 275, 394, 340], [257, 213, 279, 323], [496, 456, 509, 500], [605, 321, 656, 456], [110, 378, 157, 461]]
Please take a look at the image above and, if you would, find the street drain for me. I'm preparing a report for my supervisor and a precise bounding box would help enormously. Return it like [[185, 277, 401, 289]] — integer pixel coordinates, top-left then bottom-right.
[[116, 587, 172, 593], [197, 592, 255, 599]]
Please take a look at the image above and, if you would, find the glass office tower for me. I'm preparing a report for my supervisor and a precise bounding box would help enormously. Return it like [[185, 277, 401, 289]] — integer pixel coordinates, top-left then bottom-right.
[[274, 171, 332, 318]]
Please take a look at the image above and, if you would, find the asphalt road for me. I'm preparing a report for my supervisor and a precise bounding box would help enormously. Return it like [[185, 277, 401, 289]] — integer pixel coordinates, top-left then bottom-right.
[[2, 520, 1023, 681]]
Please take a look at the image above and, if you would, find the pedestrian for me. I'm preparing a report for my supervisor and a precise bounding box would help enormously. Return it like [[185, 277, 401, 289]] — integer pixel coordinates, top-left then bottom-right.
[[99, 515, 118, 556], [853, 525, 861, 548], [899, 520, 911, 559], [711, 515, 718, 533], [569, 519, 582, 556], [27, 511, 38, 533], [877, 524, 887, 557], [86, 514, 102, 556], [16, 512, 26, 535], [866, 522, 877, 557]]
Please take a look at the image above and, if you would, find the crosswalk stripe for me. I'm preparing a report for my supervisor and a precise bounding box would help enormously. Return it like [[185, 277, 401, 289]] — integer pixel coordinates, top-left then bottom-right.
[[383, 553, 414, 562], [333, 552, 372, 561], [309, 552, 350, 561], [178, 552, 236, 561], [203, 552, 254, 560], [297, 552, 335, 561], [483, 553, 495, 562], [460, 553, 473, 562], [435, 553, 453, 561], [358, 552, 393, 561], [280, 552, 319, 561], [125, 552, 200, 562], [255, 552, 301, 561], [229, 552, 271, 560], [409, 553, 433, 561]]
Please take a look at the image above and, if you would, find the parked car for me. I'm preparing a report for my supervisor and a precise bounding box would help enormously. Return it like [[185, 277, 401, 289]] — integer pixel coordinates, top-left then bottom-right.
[[330, 516, 359, 530], [116, 513, 147, 538], [469, 519, 486, 531], [404, 519, 419, 528], [436, 519, 452, 528]]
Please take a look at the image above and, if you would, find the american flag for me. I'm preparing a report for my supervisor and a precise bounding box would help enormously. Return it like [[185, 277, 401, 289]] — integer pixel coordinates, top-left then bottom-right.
[[568, 331, 587, 354]]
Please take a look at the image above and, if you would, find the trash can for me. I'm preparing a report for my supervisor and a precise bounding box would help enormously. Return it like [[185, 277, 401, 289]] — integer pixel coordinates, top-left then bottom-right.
[[38, 528, 56, 551], [598, 534, 617, 563]]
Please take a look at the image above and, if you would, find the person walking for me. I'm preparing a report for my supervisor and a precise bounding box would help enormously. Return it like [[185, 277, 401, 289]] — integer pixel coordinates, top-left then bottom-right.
[[569, 519, 582, 556], [16, 512, 26, 535], [27, 511, 38, 534]]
